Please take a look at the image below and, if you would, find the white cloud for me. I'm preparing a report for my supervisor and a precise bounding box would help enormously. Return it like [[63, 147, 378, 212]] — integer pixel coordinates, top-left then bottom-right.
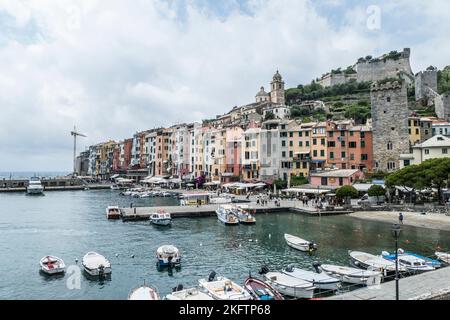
[[0, 0, 449, 171]]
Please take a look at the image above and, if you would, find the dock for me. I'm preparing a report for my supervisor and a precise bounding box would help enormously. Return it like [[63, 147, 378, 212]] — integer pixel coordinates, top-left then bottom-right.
[[0, 184, 112, 193], [120, 200, 352, 221], [326, 266, 450, 300]]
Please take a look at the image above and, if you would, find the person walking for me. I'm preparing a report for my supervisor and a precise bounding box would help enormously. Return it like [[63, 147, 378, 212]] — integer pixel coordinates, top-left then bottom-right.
[[399, 212, 404, 224]]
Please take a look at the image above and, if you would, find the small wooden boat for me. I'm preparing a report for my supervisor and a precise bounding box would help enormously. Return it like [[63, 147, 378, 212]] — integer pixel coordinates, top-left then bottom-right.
[[435, 252, 450, 264], [232, 206, 256, 225], [244, 276, 284, 300], [282, 265, 341, 291], [150, 211, 172, 226], [216, 205, 239, 225], [82, 252, 112, 276], [156, 245, 181, 267], [106, 206, 121, 220], [262, 272, 315, 299], [165, 286, 214, 300], [284, 233, 317, 252], [128, 283, 160, 300], [382, 250, 435, 273], [318, 264, 382, 286], [39, 256, 66, 275], [349, 250, 407, 276], [198, 272, 252, 300]]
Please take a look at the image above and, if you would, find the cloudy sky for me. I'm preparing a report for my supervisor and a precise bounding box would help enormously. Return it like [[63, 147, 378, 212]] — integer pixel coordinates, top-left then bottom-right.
[[0, 0, 449, 172]]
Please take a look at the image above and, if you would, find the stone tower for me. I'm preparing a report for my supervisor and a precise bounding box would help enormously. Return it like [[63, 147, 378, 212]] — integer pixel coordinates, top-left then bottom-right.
[[255, 86, 270, 103], [370, 81, 410, 172], [415, 69, 438, 101], [270, 70, 285, 105]]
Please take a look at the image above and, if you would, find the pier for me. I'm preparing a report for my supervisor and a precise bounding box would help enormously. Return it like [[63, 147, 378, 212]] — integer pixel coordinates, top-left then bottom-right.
[[120, 200, 352, 221], [326, 266, 450, 300], [0, 184, 112, 193]]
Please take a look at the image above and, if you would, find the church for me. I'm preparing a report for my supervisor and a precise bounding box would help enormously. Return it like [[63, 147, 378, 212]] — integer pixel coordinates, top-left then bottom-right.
[[255, 70, 290, 120]]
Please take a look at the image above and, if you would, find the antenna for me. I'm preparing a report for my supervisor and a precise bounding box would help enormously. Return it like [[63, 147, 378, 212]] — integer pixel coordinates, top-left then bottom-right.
[[71, 126, 87, 176]]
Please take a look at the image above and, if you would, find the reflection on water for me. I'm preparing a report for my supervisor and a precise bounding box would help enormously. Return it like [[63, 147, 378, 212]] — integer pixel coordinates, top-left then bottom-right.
[[0, 190, 449, 299]]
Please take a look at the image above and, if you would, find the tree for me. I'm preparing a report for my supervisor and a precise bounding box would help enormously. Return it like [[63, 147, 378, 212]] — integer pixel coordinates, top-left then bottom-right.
[[368, 185, 386, 203], [290, 175, 308, 187], [274, 179, 287, 193], [336, 185, 358, 205], [264, 111, 275, 121]]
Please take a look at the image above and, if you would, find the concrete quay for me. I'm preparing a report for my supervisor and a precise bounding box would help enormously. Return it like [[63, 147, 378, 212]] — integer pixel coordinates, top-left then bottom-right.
[[326, 265, 450, 300], [0, 184, 112, 193]]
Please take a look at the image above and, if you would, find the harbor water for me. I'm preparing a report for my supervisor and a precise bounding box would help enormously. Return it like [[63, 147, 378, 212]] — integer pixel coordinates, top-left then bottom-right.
[[0, 189, 449, 300]]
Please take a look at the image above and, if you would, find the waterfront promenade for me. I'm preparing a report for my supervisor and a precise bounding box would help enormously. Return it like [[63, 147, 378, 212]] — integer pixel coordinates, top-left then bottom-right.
[[326, 265, 450, 300]]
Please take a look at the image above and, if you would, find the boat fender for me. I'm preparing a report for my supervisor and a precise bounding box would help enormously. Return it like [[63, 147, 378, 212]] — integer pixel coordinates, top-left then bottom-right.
[[381, 251, 389, 257], [312, 261, 322, 273], [285, 265, 294, 273], [172, 284, 183, 292], [208, 271, 217, 282], [259, 265, 270, 275], [398, 248, 405, 254]]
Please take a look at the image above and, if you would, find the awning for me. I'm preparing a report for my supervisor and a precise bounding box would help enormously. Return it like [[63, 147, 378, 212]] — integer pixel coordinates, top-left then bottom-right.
[[282, 188, 331, 195], [353, 183, 385, 192]]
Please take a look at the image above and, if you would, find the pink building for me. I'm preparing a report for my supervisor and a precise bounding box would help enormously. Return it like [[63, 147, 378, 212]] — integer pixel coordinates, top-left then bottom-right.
[[310, 169, 364, 187], [224, 126, 244, 182]]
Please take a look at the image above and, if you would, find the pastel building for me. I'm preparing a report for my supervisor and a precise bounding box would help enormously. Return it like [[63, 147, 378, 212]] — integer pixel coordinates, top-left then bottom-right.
[[310, 169, 364, 187], [242, 128, 261, 180], [224, 126, 244, 181], [400, 135, 450, 168]]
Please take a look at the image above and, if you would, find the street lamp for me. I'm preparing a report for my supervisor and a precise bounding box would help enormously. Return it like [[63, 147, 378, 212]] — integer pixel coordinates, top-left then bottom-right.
[[391, 224, 402, 300]]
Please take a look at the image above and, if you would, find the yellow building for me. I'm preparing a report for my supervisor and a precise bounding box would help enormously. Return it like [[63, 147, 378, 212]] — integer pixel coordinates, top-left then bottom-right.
[[288, 123, 311, 177], [310, 122, 327, 170], [408, 117, 433, 146], [210, 128, 227, 182]]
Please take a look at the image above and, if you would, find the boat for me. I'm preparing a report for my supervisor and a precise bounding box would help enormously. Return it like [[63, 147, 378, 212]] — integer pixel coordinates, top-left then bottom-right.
[[232, 205, 256, 225], [403, 251, 442, 269], [39, 256, 66, 275], [128, 283, 160, 300], [156, 245, 181, 267], [198, 272, 252, 300], [165, 285, 214, 300], [110, 185, 120, 190], [209, 194, 234, 204], [106, 206, 121, 220], [262, 272, 316, 299], [349, 250, 407, 276], [216, 205, 239, 225], [26, 177, 44, 195], [284, 233, 317, 253], [150, 211, 172, 226], [282, 265, 341, 291], [317, 263, 382, 286], [435, 252, 450, 264], [82, 252, 112, 276], [244, 276, 284, 300], [382, 249, 435, 273]]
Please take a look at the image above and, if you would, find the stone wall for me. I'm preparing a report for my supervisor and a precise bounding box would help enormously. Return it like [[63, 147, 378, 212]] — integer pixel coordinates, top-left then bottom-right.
[[356, 48, 413, 83], [318, 73, 356, 88], [371, 81, 410, 172], [435, 92, 450, 121], [415, 69, 438, 100]]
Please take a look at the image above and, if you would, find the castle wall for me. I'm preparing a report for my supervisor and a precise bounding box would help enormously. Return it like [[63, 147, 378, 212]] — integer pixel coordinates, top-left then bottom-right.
[[371, 81, 410, 172], [436, 93, 450, 121], [356, 49, 413, 83], [415, 70, 438, 100]]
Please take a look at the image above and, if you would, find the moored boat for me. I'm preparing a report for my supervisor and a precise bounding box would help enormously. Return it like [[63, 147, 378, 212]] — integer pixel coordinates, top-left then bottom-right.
[[349, 250, 407, 276], [435, 252, 450, 264], [244, 276, 284, 300], [382, 250, 435, 273], [198, 272, 252, 300], [106, 206, 121, 219], [403, 251, 442, 269], [165, 285, 214, 300], [39, 255, 66, 275], [27, 177, 44, 195], [150, 211, 172, 226], [128, 283, 160, 300], [282, 265, 341, 291], [82, 252, 112, 276], [156, 245, 181, 267], [317, 263, 382, 286], [232, 205, 256, 225], [216, 205, 239, 225], [284, 233, 317, 253], [262, 271, 316, 299]]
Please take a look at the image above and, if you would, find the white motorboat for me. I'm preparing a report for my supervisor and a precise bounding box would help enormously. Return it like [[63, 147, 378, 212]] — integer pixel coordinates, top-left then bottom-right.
[[150, 211, 172, 226], [318, 264, 382, 286], [216, 205, 239, 225], [435, 252, 450, 264], [156, 245, 181, 267], [382, 250, 435, 273], [282, 265, 341, 291], [231, 205, 256, 225], [210, 195, 233, 204], [128, 283, 160, 300], [198, 272, 252, 300], [284, 233, 317, 252], [349, 250, 407, 276], [110, 185, 120, 190], [82, 252, 112, 276], [106, 206, 121, 220], [27, 177, 44, 195], [165, 286, 214, 300], [39, 256, 66, 275], [262, 272, 316, 299]]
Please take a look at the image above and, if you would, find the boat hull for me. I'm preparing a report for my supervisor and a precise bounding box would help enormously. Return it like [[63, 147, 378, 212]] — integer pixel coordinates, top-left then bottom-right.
[[83, 266, 112, 276], [27, 187, 44, 195], [263, 277, 314, 299], [151, 218, 172, 226]]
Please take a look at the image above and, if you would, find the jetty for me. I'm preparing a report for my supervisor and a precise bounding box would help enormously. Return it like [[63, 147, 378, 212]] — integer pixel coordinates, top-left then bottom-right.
[[326, 266, 450, 300], [119, 200, 352, 221]]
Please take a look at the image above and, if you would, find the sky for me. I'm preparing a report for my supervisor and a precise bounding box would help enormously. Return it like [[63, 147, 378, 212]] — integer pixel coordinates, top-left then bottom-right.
[[0, 0, 449, 171]]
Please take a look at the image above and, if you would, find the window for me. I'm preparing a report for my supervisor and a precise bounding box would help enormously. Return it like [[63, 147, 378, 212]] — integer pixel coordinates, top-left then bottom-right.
[[313, 150, 318, 157], [408, 129, 411, 134], [289, 151, 293, 157], [289, 141, 293, 147], [387, 97, 391, 102], [330, 152, 334, 159], [404, 160, 410, 167], [305, 131, 309, 137], [425, 149, 430, 155], [349, 142, 357, 148], [425, 130, 429, 135], [361, 140, 366, 148], [306, 141, 310, 147], [321, 138, 325, 146], [340, 131, 345, 137], [299, 132, 303, 137], [341, 152, 346, 158], [320, 150, 325, 157], [350, 131, 354, 137], [443, 148, 448, 154], [341, 141, 346, 147], [282, 151, 286, 157], [388, 161, 396, 170], [281, 140, 286, 147], [328, 141, 336, 147], [289, 132, 293, 138], [415, 129, 419, 135], [361, 154, 368, 161], [387, 142, 393, 150], [328, 132, 334, 137], [350, 154, 355, 160], [299, 141, 303, 147], [313, 138, 317, 145], [360, 132, 365, 138]]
